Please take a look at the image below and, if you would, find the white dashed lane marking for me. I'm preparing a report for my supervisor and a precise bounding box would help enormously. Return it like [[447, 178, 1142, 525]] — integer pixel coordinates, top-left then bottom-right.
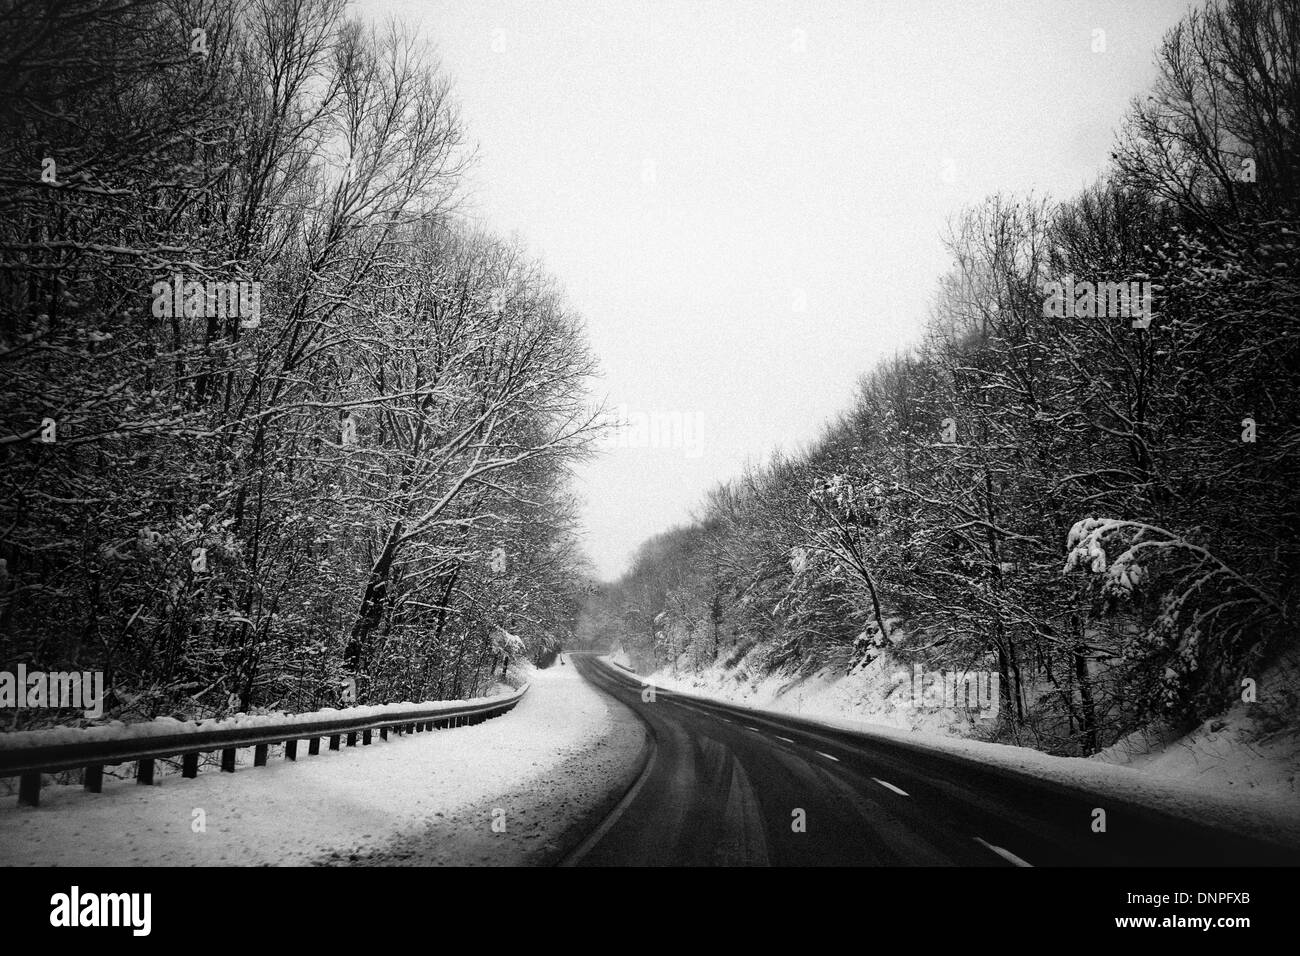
[[872, 777, 909, 796], [973, 836, 1033, 867], [815, 751, 840, 762]]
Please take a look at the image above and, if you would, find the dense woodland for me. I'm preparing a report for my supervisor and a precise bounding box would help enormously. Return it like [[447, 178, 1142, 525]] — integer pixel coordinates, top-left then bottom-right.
[[584, 0, 1300, 755], [0, 0, 598, 726]]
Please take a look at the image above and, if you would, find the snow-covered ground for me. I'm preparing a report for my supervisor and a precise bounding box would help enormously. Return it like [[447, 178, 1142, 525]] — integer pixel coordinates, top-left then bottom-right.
[[637, 643, 1003, 737], [0, 660, 645, 866], [1092, 650, 1300, 799]]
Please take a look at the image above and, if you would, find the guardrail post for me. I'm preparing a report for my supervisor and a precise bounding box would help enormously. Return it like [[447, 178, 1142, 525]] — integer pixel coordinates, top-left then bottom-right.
[[221, 749, 236, 772], [85, 764, 103, 792], [362, 729, 372, 745], [18, 772, 40, 806], [309, 737, 321, 755], [328, 734, 340, 750], [182, 753, 199, 778], [254, 744, 269, 766], [380, 726, 388, 741], [137, 759, 154, 785], [285, 740, 297, 761], [346, 731, 357, 747]]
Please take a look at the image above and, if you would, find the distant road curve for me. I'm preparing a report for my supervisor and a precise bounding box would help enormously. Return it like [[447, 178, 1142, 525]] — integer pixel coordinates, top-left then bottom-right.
[[563, 653, 1299, 867]]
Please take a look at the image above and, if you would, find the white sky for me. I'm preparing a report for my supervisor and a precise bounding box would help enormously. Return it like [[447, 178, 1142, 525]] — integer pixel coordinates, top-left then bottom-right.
[[356, 0, 1196, 580]]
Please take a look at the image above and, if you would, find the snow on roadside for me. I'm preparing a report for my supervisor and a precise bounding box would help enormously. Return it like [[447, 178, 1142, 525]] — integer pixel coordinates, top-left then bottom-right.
[[1093, 648, 1300, 800], [0, 662, 645, 866], [616, 656, 1300, 851], [643, 643, 994, 737]]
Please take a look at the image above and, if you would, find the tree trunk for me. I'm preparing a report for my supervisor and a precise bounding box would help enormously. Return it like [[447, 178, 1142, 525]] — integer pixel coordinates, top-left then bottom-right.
[[1074, 646, 1099, 755]]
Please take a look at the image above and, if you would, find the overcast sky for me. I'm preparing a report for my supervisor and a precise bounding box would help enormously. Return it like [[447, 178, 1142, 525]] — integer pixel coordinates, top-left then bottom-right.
[[356, 0, 1195, 581]]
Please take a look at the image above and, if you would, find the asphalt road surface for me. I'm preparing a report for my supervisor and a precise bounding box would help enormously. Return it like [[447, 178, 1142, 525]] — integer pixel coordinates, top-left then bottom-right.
[[564, 653, 1299, 867]]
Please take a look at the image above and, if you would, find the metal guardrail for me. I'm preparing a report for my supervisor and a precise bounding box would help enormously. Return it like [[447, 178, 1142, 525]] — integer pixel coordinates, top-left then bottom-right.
[[0, 683, 529, 807]]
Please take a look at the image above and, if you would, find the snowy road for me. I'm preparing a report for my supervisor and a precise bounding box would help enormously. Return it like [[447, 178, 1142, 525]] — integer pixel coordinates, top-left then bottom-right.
[[566, 654, 1300, 866], [0, 663, 645, 866]]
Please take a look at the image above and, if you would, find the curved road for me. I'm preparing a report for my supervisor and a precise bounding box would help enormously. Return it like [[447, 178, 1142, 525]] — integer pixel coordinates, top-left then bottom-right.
[[564, 653, 1299, 867]]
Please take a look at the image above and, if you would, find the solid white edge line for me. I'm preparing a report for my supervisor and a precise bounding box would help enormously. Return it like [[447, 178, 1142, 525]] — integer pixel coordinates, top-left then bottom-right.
[[973, 836, 1033, 867], [871, 777, 909, 796], [557, 658, 660, 867]]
